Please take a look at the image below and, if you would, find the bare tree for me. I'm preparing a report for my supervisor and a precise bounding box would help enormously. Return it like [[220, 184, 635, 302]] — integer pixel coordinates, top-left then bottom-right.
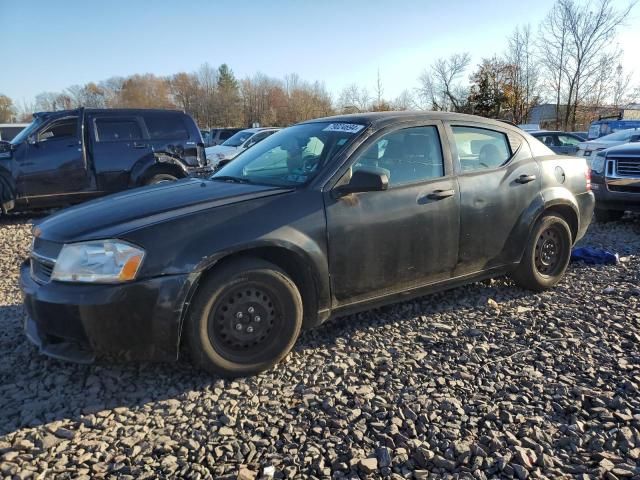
[[0, 95, 15, 122], [337, 84, 370, 113], [393, 89, 415, 110], [418, 53, 471, 111], [505, 25, 541, 124], [612, 62, 635, 107]]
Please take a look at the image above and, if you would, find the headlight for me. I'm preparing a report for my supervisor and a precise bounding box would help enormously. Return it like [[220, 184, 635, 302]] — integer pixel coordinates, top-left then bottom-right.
[[590, 152, 606, 173], [51, 240, 145, 283]]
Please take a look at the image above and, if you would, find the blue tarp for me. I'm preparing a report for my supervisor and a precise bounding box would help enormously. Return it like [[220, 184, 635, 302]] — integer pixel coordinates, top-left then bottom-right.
[[571, 247, 619, 265]]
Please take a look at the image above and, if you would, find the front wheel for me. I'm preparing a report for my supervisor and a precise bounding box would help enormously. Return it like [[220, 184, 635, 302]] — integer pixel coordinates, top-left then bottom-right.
[[186, 258, 303, 377], [511, 214, 572, 292]]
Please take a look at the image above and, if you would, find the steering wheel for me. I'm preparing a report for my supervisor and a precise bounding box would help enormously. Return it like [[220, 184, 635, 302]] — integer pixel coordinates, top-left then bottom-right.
[[302, 155, 320, 173]]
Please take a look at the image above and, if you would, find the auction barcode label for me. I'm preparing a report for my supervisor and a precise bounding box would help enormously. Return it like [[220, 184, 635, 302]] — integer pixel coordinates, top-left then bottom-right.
[[322, 123, 365, 134]]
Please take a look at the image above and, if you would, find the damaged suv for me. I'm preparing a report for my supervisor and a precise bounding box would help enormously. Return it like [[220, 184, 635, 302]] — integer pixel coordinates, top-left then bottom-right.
[[21, 112, 594, 377], [0, 108, 207, 213]]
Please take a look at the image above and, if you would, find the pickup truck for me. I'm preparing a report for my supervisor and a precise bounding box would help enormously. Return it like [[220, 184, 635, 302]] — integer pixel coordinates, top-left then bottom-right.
[[0, 108, 208, 213], [589, 142, 640, 221]]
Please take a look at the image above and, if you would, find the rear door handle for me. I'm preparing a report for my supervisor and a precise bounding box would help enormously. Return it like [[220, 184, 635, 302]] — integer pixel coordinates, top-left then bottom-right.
[[133, 142, 148, 149], [426, 189, 455, 200], [516, 174, 537, 184]]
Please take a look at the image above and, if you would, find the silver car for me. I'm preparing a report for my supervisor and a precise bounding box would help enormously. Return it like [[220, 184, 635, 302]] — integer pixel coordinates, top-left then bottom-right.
[[205, 128, 280, 168], [577, 128, 640, 158]]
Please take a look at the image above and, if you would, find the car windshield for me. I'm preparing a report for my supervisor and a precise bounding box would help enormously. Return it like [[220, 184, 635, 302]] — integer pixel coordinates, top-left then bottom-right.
[[10, 117, 43, 145], [211, 121, 366, 187], [599, 128, 640, 142], [222, 130, 255, 147]]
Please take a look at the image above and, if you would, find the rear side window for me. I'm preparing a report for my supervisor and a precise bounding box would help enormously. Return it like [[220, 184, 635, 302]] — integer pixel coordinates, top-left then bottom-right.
[[38, 117, 78, 142], [452, 126, 511, 172], [95, 118, 142, 142], [144, 114, 190, 140]]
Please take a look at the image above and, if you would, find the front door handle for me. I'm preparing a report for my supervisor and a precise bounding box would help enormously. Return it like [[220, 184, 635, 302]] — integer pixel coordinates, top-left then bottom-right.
[[516, 174, 537, 184], [426, 189, 455, 200], [133, 142, 148, 149]]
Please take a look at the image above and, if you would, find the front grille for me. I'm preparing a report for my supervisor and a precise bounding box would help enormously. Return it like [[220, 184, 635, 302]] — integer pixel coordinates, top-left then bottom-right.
[[30, 255, 55, 283], [609, 185, 640, 193], [614, 158, 640, 177]]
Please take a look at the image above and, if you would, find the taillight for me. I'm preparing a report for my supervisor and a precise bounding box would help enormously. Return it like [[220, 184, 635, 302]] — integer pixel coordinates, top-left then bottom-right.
[[585, 164, 591, 191]]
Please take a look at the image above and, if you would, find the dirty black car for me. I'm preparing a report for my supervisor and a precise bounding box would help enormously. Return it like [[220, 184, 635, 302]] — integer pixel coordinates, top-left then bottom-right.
[[21, 112, 595, 377]]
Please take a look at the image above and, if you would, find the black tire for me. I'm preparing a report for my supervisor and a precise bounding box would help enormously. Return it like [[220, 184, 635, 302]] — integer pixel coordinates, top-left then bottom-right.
[[186, 258, 303, 377], [511, 214, 572, 292], [594, 208, 624, 223], [146, 173, 178, 185]]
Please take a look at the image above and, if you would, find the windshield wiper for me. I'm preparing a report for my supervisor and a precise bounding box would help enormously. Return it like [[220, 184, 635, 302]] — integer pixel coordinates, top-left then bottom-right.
[[211, 175, 252, 184]]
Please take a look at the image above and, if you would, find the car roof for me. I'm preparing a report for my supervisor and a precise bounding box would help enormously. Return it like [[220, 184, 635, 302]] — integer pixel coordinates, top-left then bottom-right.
[[239, 127, 280, 134], [34, 108, 187, 118], [299, 111, 522, 133]]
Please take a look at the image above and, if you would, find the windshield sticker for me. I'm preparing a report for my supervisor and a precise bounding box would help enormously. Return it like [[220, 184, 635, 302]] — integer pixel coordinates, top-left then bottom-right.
[[322, 123, 365, 134]]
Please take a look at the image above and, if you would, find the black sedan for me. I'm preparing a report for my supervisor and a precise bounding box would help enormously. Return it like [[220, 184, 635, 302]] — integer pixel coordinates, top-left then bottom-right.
[[530, 131, 584, 155], [21, 112, 595, 377]]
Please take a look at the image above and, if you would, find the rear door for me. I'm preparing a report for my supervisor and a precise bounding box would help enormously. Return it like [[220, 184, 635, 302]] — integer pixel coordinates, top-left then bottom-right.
[[445, 123, 541, 275], [325, 122, 460, 305], [88, 113, 150, 192], [16, 114, 90, 203], [143, 112, 197, 163]]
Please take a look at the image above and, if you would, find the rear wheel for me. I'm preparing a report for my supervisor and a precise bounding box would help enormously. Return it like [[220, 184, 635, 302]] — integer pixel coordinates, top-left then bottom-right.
[[594, 208, 624, 222], [511, 214, 572, 292], [186, 258, 303, 377], [146, 173, 178, 185]]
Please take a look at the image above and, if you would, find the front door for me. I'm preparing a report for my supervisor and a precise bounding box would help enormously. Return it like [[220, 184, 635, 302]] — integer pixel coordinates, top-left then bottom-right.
[[16, 115, 88, 204], [446, 123, 541, 274], [325, 123, 460, 306]]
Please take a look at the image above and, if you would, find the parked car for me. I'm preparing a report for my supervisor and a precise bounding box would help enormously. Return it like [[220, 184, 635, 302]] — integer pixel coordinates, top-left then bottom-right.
[[205, 127, 279, 168], [570, 131, 588, 140], [588, 118, 640, 139], [576, 128, 640, 158], [589, 142, 640, 221], [204, 128, 244, 147], [530, 131, 584, 155], [0, 123, 29, 142], [0, 108, 207, 213], [21, 112, 594, 376]]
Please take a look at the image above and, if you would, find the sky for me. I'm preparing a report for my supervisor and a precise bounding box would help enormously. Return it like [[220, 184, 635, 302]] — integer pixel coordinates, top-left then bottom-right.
[[2, 0, 639, 106]]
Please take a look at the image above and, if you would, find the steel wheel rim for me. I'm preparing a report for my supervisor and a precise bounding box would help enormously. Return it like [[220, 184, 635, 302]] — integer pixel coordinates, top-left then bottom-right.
[[534, 226, 563, 276], [208, 283, 280, 362]]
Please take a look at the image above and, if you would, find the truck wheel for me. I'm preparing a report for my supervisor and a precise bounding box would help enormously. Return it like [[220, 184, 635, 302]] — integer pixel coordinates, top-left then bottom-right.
[[186, 258, 303, 377], [511, 214, 572, 292], [146, 173, 178, 185], [594, 208, 624, 222]]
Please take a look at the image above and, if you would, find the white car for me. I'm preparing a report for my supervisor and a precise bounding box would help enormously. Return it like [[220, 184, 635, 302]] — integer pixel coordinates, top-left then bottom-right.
[[577, 128, 640, 158], [205, 128, 279, 168]]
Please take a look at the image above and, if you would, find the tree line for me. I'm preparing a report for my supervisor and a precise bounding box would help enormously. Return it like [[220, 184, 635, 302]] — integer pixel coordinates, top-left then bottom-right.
[[1, 0, 637, 131]]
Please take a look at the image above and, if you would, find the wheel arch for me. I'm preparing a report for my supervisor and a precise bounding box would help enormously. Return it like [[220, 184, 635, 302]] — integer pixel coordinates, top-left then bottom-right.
[[129, 153, 189, 186], [177, 242, 326, 354]]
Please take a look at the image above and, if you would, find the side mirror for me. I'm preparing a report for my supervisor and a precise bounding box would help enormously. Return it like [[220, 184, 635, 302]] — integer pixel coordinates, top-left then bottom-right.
[[630, 134, 640, 143], [334, 167, 389, 197]]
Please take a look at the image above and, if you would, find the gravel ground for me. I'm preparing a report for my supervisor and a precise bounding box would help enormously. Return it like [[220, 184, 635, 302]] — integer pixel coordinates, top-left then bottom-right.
[[1, 213, 639, 480]]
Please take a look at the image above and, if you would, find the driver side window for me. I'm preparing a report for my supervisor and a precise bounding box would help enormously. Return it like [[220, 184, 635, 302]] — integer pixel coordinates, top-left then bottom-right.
[[38, 117, 78, 142], [353, 126, 444, 186]]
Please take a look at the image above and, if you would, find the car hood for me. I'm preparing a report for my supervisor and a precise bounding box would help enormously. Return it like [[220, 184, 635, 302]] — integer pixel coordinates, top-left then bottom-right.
[[205, 145, 239, 158], [579, 139, 623, 150], [36, 178, 291, 243], [602, 142, 640, 156]]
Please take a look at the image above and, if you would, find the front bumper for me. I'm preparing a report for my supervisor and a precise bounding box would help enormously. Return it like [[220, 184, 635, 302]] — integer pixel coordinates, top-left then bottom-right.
[[20, 261, 197, 363], [591, 175, 640, 211]]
